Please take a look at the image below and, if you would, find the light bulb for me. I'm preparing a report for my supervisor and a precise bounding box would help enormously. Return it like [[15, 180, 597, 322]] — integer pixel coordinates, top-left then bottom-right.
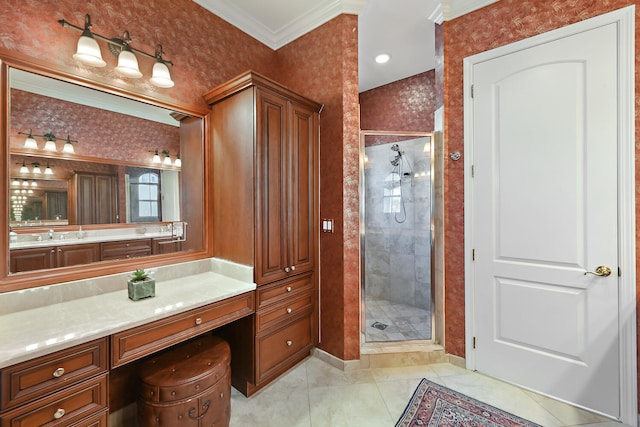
[[115, 48, 142, 78], [150, 61, 174, 88], [44, 138, 57, 151], [73, 32, 106, 67]]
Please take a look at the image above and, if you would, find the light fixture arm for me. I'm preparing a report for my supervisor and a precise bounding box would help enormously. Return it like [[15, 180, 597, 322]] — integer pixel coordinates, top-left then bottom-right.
[[18, 131, 78, 144], [58, 14, 174, 66]]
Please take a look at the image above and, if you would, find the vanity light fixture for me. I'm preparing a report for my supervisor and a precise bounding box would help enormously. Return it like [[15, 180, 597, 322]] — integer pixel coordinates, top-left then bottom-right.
[[23, 129, 38, 149], [162, 150, 172, 165], [19, 161, 28, 174], [32, 162, 42, 174], [44, 135, 57, 152], [11, 179, 20, 186], [59, 14, 175, 88], [18, 131, 78, 154], [21, 180, 29, 187], [152, 148, 161, 163], [174, 154, 181, 168], [31, 180, 37, 187], [44, 162, 54, 175], [63, 135, 75, 153]]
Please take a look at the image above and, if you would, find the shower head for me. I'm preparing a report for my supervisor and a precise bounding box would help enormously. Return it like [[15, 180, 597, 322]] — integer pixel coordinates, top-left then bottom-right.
[[391, 144, 400, 152], [390, 156, 401, 167]]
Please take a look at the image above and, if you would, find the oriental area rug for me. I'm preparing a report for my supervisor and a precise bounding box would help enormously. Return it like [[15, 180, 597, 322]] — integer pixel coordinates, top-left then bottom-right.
[[395, 379, 543, 427]]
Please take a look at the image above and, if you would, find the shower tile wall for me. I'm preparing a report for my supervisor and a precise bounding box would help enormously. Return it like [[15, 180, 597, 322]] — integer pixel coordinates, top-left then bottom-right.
[[364, 138, 431, 315]]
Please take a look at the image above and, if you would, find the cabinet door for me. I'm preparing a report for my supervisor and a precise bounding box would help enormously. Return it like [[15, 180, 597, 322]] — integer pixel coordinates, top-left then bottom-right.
[[56, 244, 100, 267], [75, 174, 96, 225], [255, 90, 289, 285], [94, 175, 115, 224], [9, 247, 55, 273], [288, 102, 317, 276]]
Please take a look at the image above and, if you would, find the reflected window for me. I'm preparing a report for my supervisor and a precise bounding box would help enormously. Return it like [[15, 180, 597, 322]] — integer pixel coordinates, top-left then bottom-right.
[[128, 168, 162, 222]]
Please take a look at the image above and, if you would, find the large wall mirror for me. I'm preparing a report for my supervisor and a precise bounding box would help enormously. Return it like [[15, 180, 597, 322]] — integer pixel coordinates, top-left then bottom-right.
[[1, 51, 210, 292]]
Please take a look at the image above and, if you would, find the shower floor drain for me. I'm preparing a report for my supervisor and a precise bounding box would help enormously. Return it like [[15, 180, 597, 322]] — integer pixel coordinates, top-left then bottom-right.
[[371, 321, 388, 330]]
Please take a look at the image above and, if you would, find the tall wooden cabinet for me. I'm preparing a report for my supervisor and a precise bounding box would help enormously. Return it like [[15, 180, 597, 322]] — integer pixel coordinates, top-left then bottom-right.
[[68, 173, 116, 225], [205, 71, 321, 396]]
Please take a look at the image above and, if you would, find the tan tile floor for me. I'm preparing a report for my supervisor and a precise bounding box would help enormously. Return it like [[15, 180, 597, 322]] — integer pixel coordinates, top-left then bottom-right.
[[230, 357, 629, 427]]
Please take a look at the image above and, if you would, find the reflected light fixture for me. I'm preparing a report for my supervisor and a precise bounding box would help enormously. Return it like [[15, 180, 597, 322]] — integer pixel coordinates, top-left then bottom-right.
[[59, 14, 175, 88], [19, 161, 28, 174], [31, 180, 37, 187], [11, 179, 20, 186], [162, 150, 172, 165], [45, 163, 54, 175], [174, 154, 181, 168], [71, 14, 106, 67], [44, 135, 57, 151], [63, 135, 75, 153], [21, 180, 29, 187], [32, 162, 42, 174], [152, 148, 161, 163], [23, 129, 38, 149]]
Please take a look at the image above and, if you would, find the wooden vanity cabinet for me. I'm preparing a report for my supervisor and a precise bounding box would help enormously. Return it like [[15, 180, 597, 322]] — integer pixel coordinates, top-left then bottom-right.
[[0, 338, 108, 427], [152, 237, 183, 254], [206, 71, 320, 396], [10, 243, 100, 273], [100, 239, 152, 261]]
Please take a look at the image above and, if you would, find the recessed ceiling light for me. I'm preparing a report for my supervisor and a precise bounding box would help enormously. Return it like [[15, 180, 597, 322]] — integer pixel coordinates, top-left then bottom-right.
[[375, 53, 390, 64]]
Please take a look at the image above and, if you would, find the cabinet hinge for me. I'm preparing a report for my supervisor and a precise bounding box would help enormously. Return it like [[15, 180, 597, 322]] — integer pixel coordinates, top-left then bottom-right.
[[473, 337, 477, 349], [618, 267, 622, 277], [471, 165, 475, 177], [471, 85, 474, 98], [472, 249, 475, 261]]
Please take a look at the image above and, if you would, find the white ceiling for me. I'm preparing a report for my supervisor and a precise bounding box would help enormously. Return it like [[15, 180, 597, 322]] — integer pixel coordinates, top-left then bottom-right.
[[193, 0, 498, 92]]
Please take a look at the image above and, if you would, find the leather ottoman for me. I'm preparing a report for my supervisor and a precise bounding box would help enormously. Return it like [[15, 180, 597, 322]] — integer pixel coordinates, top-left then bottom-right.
[[138, 335, 231, 427]]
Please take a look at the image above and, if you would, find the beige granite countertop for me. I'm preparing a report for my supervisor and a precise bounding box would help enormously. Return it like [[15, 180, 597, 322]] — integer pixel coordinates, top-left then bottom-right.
[[0, 259, 255, 369]]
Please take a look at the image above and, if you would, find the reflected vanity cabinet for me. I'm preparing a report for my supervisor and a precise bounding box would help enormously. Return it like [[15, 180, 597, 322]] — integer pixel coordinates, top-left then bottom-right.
[[205, 71, 320, 396]]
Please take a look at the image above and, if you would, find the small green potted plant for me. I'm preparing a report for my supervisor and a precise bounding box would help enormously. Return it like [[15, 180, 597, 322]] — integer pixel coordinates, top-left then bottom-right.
[[128, 269, 155, 301]]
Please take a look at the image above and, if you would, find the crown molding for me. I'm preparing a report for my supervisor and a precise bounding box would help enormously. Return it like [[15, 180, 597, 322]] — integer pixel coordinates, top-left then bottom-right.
[[428, 3, 444, 25], [193, 0, 368, 50], [442, 0, 499, 21]]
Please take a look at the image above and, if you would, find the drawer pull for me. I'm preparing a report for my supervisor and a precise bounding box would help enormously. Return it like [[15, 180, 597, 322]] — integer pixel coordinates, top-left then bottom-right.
[[285, 267, 290, 273], [52, 367, 65, 378], [53, 408, 66, 419], [286, 308, 292, 314], [291, 265, 296, 271], [286, 340, 293, 347], [286, 286, 292, 292], [188, 399, 210, 420], [195, 317, 203, 326]]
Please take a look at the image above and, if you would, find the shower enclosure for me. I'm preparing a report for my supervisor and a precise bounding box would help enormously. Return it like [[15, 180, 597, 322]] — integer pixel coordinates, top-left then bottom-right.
[[361, 133, 433, 343]]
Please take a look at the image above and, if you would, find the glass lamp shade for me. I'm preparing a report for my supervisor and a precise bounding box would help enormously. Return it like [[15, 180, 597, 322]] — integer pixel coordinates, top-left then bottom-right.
[[32, 165, 41, 174], [174, 156, 182, 168], [163, 155, 172, 165], [152, 152, 161, 163], [150, 61, 175, 88], [24, 135, 38, 149], [19, 164, 28, 174], [115, 49, 142, 78], [11, 180, 20, 186], [63, 141, 74, 153], [44, 139, 57, 152], [73, 34, 107, 67], [44, 165, 53, 175]]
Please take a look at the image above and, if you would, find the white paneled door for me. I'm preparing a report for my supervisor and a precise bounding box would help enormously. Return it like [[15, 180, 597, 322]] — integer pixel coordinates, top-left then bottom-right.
[[464, 7, 635, 422]]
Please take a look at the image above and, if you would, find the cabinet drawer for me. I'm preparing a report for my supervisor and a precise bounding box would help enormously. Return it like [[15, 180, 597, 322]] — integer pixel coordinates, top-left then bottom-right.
[[111, 292, 255, 367], [256, 274, 312, 309], [0, 374, 107, 427], [1, 338, 108, 411], [256, 314, 312, 382], [257, 292, 312, 332], [100, 239, 152, 261], [67, 409, 108, 427]]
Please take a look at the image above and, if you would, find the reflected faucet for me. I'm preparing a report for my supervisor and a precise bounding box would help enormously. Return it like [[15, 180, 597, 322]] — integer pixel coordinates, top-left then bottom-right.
[[48, 229, 54, 240]]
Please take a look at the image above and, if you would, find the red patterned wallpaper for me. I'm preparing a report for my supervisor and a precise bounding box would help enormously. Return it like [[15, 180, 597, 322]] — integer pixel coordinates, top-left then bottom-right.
[[359, 70, 436, 134], [274, 14, 361, 360], [442, 0, 640, 378], [10, 90, 179, 165], [0, 0, 276, 110]]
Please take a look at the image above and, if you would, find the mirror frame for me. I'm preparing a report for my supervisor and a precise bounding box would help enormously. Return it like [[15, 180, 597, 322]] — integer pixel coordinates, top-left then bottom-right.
[[0, 48, 212, 293]]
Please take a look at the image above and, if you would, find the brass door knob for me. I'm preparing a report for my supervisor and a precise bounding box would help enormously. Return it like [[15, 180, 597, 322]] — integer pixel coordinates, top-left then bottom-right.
[[584, 265, 612, 277]]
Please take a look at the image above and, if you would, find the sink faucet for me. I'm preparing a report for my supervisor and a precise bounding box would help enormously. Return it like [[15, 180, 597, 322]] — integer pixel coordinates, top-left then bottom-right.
[[48, 229, 54, 240]]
